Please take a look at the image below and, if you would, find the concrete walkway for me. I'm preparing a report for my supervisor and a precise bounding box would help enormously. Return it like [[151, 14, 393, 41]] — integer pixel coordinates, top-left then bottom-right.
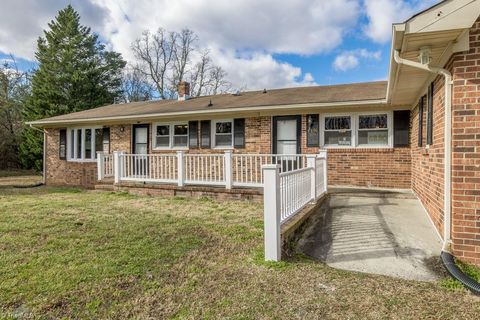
[[297, 190, 443, 281]]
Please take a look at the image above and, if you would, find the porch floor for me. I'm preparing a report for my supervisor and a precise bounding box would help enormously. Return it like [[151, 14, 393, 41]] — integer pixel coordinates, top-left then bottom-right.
[[296, 189, 443, 281]]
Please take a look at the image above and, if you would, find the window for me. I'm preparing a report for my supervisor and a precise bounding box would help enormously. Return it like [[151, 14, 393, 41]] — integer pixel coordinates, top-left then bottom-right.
[[153, 123, 188, 149], [418, 96, 424, 147], [320, 112, 393, 148], [155, 125, 170, 148], [173, 124, 188, 147], [324, 116, 352, 146], [213, 120, 233, 148], [67, 127, 109, 161], [306, 114, 319, 147], [358, 114, 388, 146], [427, 82, 434, 145], [59, 129, 67, 160]]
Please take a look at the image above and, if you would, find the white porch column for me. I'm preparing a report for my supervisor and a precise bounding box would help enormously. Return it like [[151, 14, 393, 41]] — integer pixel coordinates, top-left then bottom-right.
[[262, 164, 281, 261], [319, 149, 328, 194], [177, 151, 185, 187], [306, 155, 317, 200], [113, 151, 121, 184], [97, 151, 105, 181], [224, 150, 233, 189]]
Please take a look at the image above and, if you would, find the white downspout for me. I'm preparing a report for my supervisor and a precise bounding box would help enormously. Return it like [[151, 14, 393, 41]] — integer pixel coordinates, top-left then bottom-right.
[[29, 124, 47, 185], [393, 50, 453, 251]]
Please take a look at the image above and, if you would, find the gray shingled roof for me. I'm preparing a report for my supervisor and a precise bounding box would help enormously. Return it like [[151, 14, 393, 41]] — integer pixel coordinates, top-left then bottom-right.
[[29, 81, 387, 125]]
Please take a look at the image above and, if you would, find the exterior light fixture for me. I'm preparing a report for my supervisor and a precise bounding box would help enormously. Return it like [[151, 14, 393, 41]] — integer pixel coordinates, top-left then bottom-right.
[[418, 46, 432, 65]]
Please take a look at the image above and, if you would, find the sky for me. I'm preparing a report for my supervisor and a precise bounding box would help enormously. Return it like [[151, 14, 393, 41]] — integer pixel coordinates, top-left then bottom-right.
[[0, 0, 439, 91]]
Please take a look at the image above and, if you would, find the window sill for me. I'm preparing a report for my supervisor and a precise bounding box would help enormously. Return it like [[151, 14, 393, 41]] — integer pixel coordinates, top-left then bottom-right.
[[67, 159, 97, 163], [212, 146, 234, 150]]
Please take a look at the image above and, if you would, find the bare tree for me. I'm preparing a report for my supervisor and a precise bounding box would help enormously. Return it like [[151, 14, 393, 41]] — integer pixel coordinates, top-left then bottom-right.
[[207, 66, 230, 95], [120, 65, 155, 103], [189, 50, 212, 97], [132, 27, 230, 99], [172, 28, 198, 89], [131, 28, 176, 99], [0, 56, 31, 168]]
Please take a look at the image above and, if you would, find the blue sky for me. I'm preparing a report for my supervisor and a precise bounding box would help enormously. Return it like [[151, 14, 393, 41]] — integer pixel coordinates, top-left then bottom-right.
[[0, 0, 438, 89]]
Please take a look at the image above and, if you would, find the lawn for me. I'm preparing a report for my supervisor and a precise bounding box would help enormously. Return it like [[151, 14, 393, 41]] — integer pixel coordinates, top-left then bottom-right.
[[0, 186, 479, 319]]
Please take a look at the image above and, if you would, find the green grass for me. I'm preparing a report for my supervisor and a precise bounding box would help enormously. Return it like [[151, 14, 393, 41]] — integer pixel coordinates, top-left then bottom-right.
[[0, 186, 479, 319], [441, 258, 480, 291]]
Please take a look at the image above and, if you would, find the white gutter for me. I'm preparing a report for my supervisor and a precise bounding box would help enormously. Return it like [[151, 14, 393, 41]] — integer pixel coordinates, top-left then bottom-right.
[[29, 124, 47, 185], [393, 50, 452, 251]]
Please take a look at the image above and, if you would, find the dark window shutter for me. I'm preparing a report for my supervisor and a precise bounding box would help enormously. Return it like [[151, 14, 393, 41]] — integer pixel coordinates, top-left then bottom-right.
[[233, 118, 245, 148], [59, 129, 67, 160], [418, 97, 424, 147], [188, 121, 199, 149], [200, 120, 211, 148], [427, 82, 434, 145], [306, 114, 319, 147], [393, 111, 410, 147], [103, 128, 110, 153]]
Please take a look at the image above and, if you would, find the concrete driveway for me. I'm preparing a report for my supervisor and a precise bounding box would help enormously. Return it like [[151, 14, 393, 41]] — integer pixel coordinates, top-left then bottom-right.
[[297, 189, 443, 281]]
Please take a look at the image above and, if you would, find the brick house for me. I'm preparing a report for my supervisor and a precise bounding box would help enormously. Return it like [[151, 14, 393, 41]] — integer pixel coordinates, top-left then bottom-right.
[[28, 1, 480, 265]]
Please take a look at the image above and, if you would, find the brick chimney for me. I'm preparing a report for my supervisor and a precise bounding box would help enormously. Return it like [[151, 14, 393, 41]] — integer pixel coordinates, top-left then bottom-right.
[[177, 81, 190, 100]]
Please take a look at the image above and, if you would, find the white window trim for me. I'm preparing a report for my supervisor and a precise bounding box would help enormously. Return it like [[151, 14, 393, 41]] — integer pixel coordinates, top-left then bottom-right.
[[66, 126, 103, 162], [320, 111, 393, 148], [152, 122, 189, 150], [211, 119, 234, 150]]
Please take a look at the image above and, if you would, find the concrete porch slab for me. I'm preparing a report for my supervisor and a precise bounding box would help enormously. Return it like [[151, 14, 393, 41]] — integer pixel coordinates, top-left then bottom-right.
[[297, 191, 443, 281]]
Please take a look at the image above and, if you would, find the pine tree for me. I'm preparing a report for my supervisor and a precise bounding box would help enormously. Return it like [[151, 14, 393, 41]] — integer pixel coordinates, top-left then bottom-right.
[[20, 5, 126, 170]]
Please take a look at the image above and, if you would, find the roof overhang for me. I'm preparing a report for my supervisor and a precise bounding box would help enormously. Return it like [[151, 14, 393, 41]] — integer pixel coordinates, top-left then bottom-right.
[[27, 99, 388, 127], [387, 0, 480, 106]]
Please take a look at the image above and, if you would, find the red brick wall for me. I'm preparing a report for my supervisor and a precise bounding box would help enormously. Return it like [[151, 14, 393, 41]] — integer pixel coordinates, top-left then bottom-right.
[[450, 18, 480, 265], [411, 76, 446, 236], [45, 114, 412, 189], [300, 115, 412, 188], [45, 129, 97, 187]]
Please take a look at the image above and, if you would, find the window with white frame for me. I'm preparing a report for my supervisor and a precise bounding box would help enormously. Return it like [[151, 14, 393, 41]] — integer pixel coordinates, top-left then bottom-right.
[[213, 120, 233, 148], [323, 116, 352, 146], [357, 114, 388, 146], [68, 127, 108, 161], [153, 123, 188, 149], [321, 112, 392, 147]]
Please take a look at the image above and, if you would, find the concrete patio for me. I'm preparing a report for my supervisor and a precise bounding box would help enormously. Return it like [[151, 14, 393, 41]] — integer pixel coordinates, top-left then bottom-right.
[[297, 189, 443, 281]]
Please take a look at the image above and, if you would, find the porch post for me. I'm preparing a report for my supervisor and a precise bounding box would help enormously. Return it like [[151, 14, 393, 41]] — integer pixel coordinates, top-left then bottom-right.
[[113, 151, 121, 184], [319, 149, 328, 194], [177, 151, 185, 187], [262, 164, 281, 261], [97, 152, 105, 181], [224, 150, 233, 189], [306, 155, 317, 200]]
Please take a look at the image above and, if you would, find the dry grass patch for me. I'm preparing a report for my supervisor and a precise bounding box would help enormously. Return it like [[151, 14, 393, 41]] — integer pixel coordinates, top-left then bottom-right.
[[0, 187, 479, 319], [0, 170, 42, 187]]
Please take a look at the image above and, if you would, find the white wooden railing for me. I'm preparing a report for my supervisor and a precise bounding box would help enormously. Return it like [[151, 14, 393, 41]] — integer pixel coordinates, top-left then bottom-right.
[[103, 151, 312, 188], [232, 154, 308, 187], [263, 150, 328, 261], [97, 152, 114, 180]]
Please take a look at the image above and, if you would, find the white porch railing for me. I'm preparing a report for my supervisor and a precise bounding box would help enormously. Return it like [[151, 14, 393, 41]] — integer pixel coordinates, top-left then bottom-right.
[[103, 151, 312, 188], [263, 150, 327, 261], [232, 154, 308, 187], [97, 152, 114, 180]]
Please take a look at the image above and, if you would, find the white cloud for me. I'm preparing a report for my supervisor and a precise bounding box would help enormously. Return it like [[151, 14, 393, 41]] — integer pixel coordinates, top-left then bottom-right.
[[363, 0, 438, 43], [333, 49, 381, 71], [0, 0, 365, 89], [0, 0, 108, 60], [208, 48, 317, 90]]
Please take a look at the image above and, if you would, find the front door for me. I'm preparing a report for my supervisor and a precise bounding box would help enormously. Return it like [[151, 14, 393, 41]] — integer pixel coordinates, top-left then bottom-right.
[[132, 124, 149, 176], [273, 116, 301, 171]]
